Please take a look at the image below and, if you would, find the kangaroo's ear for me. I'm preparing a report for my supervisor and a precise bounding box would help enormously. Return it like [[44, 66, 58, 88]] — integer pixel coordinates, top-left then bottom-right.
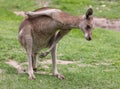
[[86, 8, 93, 20]]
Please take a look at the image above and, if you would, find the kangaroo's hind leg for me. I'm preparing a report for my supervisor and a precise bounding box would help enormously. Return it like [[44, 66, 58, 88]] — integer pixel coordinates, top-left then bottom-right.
[[32, 53, 38, 72], [51, 44, 65, 80], [25, 35, 36, 80], [19, 28, 36, 79]]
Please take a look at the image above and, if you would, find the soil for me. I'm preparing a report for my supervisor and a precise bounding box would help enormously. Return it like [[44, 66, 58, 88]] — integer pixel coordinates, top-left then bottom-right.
[[6, 60, 23, 73], [14, 11, 26, 17], [94, 17, 120, 31], [5, 59, 113, 74], [5, 59, 74, 73], [0, 69, 3, 73], [40, 59, 74, 65]]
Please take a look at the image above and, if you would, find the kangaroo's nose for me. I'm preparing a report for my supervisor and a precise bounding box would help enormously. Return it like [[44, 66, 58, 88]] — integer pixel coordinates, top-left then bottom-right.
[[87, 37, 92, 41], [88, 37, 92, 40]]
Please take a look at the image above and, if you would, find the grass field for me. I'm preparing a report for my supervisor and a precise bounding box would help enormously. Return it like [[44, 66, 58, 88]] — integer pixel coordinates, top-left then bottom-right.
[[0, 0, 120, 89]]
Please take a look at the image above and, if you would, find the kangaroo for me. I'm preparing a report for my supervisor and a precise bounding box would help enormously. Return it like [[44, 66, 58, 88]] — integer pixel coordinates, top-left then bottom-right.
[[18, 7, 94, 80]]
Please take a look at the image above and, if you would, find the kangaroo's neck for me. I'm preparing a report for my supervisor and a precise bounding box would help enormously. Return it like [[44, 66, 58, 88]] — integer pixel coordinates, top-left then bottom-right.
[[60, 15, 83, 29]]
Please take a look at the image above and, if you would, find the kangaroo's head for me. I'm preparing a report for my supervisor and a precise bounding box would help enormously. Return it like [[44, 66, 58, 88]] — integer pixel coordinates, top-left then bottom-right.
[[79, 8, 94, 41]]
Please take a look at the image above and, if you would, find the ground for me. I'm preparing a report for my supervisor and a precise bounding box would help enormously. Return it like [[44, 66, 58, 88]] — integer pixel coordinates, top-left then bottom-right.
[[94, 17, 120, 31], [0, 0, 120, 89]]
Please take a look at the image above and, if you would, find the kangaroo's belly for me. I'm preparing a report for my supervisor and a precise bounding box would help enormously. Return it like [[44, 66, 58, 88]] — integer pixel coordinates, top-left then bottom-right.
[[32, 30, 56, 52]]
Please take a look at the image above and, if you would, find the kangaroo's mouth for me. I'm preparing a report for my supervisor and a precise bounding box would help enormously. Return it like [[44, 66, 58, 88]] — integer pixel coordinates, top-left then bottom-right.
[[86, 37, 92, 41]]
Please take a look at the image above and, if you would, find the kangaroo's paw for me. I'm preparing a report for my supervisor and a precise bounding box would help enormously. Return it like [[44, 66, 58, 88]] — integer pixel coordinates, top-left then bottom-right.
[[53, 73, 65, 80], [39, 52, 49, 58], [29, 74, 36, 80], [28, 72, 36, 80]]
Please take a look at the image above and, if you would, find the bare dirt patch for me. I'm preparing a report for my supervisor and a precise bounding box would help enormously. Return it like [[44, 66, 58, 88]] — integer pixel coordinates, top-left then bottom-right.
[[5, 59, 113, 70], [93, 60, 112, 66], [0, 69, 3, 74], [40, 59, 74, 65], [5, 59, 74, 74], [94, 62, 112, 66], [94, 17, 120, 31], [5, 60, 23, 73], [78, 64, 95, 67], [35, 0, 51, 7], [78, 60, 112, 67], [14, 11, 26, 17]]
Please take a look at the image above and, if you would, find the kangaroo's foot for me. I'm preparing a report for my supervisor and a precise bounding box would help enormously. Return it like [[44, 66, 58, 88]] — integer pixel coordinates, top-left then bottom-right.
[[28, 71, 36, 80], [39, 52, 49, 58], [53, 73, 65, 80]]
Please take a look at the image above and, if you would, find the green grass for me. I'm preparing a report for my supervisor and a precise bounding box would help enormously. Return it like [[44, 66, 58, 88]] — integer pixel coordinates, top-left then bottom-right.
[[58, 29, 120, 62], [52, 0, 120, 19], [0, 0, 120, 89]]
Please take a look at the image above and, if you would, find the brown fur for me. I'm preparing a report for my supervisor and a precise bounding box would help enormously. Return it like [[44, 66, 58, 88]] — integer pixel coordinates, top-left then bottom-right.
[[18, 7, 94, 79]]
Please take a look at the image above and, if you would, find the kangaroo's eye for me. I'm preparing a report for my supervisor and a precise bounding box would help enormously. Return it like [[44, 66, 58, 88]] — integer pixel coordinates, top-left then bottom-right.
[[86, 25, 91, 29]]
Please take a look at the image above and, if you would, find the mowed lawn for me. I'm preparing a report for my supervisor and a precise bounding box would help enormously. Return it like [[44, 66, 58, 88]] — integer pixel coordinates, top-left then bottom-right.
[[0, 0, 120, 89]]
